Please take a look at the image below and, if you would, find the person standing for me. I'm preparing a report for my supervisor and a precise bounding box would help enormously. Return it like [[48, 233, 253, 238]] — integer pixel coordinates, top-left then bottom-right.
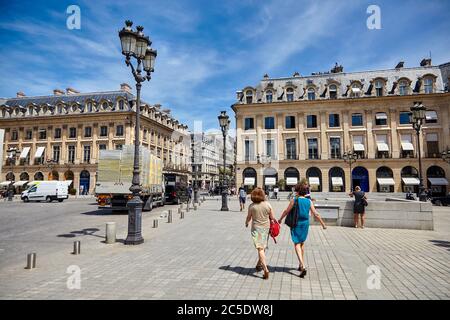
[[238, 184, 247, 211], [278, 184, 327, 278], [349, 186, 367, 228], [273, 186, 279, 199], [245, 188, 275, 280]]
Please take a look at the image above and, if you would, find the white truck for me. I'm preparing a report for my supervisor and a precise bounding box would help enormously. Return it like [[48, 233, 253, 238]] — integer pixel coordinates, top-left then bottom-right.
[[95, 145, 165, 211], [21, 180, 71, 203]]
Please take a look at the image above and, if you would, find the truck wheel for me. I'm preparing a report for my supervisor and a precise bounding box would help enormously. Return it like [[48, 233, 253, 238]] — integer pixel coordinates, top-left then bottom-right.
[[46, 196, 52, 203], [58, 199, 64, 203], [23, 197, 29, 203]]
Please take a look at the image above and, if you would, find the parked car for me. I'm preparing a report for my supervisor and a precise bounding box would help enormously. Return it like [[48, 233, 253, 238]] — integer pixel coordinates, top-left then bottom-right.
[[431, 194, 450, 206]]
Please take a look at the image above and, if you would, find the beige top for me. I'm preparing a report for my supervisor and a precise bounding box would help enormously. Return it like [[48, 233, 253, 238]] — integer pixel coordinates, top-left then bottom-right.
[[249, 201, 272, 229]]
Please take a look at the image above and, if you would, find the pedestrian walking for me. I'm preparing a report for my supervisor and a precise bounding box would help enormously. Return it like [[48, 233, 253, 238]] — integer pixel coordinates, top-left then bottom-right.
[[245, 187, 275, 280], [349, 186, 368, 228], [273, 186, 279, 199], [238, 184, 246, 211], [187, 184, 193, 203], [278, 184, 327, 278]]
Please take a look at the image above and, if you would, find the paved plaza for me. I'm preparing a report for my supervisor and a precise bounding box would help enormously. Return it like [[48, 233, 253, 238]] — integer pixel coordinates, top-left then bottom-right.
[[0, 197, 449, 300]]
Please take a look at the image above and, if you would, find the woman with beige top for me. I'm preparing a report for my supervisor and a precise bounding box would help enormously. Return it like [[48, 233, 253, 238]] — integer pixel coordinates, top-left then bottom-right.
[[245, 187, 275, 280]]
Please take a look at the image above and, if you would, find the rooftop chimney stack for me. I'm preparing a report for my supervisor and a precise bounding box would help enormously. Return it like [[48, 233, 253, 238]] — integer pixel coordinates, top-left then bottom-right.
[[16, 92, 26, 98], [420, 58, 432, 67], [53, 89, 65, 96], [331, 62, 344, 73], [66, 87, 80, 95], [263, 74, 269, 79], [293, 72, 300, 77], [120, 83, 132, 93], [395, 61, 404, 69]]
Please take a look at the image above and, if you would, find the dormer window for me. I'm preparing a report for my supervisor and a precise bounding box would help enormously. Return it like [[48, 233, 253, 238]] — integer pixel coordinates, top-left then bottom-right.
[[102, 102, 108, 110], [71, 104, 77, 112], [118, 100, 125, 110], [57, 105, 63, 114], [87, 102, 93, 112], [375, 80, 384, 97], [399, 80, 408, 95], [307, 88, 315, 100], [424, 78, 433, 94], [266, 90, 273, 103], [329, 85, 337, 99], [286, 88, 294, 102], [245, 90, 253, 104], [350, 83, 361, 98], [28, 106, 33, 115]]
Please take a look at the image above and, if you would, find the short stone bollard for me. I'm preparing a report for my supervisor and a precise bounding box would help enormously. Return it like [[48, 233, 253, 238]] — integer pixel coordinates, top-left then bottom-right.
[[193, 204, 197, 211], [180, 211, 185, 219], [153, 219, 159, 228], [203, 196, 205, 202], [106, 222, 116, 244], [26, 253, 36, 269], [178, 207, 181, 214], [168, 210, 173, 223], [73, 241, 81, 255]]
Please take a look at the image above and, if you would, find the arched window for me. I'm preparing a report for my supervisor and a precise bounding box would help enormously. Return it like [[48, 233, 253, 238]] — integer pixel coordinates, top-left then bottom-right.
[[20, 172, 29, 181], [6, 172, 15, 181], [284, 167, 300, 190], [426, 165, 447, 196], [307, 88, 315, 100], [86, 102, 93, 113], [34, 172, 44, 181], [242, 167, 257, 192], [102, 102, 109, 110], [399, 80, 409, 95], [71, 104, 77, 112], [286, 88, 294, 102], [265, 90, 273, 103], [329, 84, 337, 99], [245, 90, 253, 104], [306, 167, 322, 192], [329, 167, 345, 192], [28, 106, 34, 116], [424, 78, 434, 94], [401, 166, 419, 193], [350, 83, 361, 98], [376, 166, 394, 192]]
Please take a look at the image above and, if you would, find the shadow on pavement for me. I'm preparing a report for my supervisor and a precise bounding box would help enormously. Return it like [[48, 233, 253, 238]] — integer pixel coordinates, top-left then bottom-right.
[[80, 209, 128, 215], [219, 265, 297, 278], [429, 240, 450, 251], [57, 228, 104, 239]]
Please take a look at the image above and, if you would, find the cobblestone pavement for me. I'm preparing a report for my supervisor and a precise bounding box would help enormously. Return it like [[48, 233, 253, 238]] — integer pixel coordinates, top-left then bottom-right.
[[0, 197, 449, 300]]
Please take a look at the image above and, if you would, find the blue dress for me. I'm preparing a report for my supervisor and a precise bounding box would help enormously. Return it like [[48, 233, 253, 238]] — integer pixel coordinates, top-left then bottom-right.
[[290, 197, 311, 244]]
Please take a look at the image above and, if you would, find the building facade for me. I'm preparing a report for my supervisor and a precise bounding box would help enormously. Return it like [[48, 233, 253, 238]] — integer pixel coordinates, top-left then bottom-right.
[[233, 59, 450, 195], [0, 84, 190, 195]]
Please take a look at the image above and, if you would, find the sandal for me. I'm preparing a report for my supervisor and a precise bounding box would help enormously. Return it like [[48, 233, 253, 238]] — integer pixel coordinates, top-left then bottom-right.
[[263, 270, 269, 280], [255, 264, 263, 272], [299, 267, 307, 278]]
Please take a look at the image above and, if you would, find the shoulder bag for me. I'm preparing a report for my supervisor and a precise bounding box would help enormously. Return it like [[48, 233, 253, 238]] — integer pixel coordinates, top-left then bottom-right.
[[285, 197, 299, 228]]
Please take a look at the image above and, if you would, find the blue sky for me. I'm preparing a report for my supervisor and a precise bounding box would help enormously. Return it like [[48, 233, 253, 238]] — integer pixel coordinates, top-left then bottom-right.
[[0, 0, 449, 132]]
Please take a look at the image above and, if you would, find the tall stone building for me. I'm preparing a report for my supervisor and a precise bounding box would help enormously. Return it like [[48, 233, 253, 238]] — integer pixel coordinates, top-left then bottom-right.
[[0, 84, 190, 195], [233, 59, 450, 195]]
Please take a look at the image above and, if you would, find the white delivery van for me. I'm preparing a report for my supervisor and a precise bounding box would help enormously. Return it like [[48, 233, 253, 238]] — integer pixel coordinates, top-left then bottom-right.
[[21, 180, 71, 203]]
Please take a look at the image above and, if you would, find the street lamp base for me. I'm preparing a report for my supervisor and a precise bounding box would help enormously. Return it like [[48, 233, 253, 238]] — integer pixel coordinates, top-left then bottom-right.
[[221, 191, 229, 211], [124, 196, 144, 245]]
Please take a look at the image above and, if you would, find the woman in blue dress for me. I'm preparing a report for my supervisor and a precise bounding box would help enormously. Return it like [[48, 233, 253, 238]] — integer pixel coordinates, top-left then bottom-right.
[[278, 184, 327, 278]]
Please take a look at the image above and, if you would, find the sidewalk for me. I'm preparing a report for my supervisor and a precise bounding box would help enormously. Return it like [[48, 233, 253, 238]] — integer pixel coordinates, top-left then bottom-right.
[[0, 200, 449, 300]]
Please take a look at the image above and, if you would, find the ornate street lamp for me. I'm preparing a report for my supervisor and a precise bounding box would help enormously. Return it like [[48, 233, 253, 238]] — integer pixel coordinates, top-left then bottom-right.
[[442, 147, 450, 164], [193, 164, 199, 204], [410, 101, 427, 202], [119, 20, 157, 245], [218, 111, 230, 211], [343, 150, 358, 192]]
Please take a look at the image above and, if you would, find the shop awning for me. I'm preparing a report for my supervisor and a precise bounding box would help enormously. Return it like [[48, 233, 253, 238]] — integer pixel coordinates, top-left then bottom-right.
[[264, 177, 276, 186], [13, 181, 29, 187], [286, 177, 298, 185], [401, 142, 414, 151], [309, 177, 320, 186], [377, 178, 395, 186], [428, 178, 449, 186], [376, 113, 387, 120], [402, 177, 420, 185], [331, 177, 344, 186], [0, 181, 12, 187], [244, 177, 255, 186], [377, 142, 389, 152], [353, 143, 365, 151], [34, 146, 45, 158], [425, 111, 437, 121]]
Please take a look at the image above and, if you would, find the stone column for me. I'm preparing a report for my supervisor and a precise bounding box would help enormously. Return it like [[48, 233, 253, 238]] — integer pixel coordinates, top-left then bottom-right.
[[390, 108, 400, 159], [277, 113, 284, 161], [256, 115, 263, 158], [342, 111, 351, 152], [393, 166, 402, 193], [320, 111, 328, 160], [298, 112, 305, 160], [366, 110, 375, 159], [368, 167, 377, 192]]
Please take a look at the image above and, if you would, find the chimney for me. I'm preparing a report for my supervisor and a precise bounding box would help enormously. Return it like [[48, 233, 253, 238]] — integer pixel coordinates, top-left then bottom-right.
[[420, 58, 432, 67], [16, 92, 26, 98], [120, 83, 132, 93], [53, 89, 65, 95], [263, 74, 269, 79], [395, 61, 404, 69], [66, 87, 80, 95], [293, 72, 300, 77], [331, 62, 343, 73]]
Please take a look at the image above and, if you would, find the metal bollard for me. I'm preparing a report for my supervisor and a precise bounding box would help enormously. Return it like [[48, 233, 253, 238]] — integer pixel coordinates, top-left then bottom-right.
[[180, 211, 185, 219], [73, 241, 81, 255], [194, 204, 197, 210], [203, 196, 205, 202], [177, 207, 181, 214], [168, 210, 173, 223], [153, 219, 159, 228], [106, 222, 116, 244], [26, 253, 36, 269]]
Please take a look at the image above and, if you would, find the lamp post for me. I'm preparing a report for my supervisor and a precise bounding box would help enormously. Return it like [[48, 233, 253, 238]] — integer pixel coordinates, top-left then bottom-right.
[[119, 20, 157, 245], [343, 151, 358, 192], [442, 147, 450, 164], [218, 111, 230, 211], [193, 164, 199, 204], [410, 101, 427, 202]]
